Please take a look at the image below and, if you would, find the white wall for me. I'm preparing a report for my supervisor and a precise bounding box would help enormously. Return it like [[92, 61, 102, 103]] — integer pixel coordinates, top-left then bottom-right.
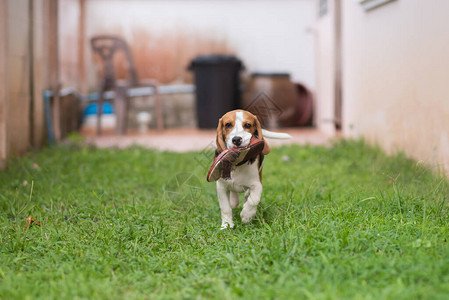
[[314, 0, 336, 134], [84, 0, 315, 89], [342, 0, 449, 174]]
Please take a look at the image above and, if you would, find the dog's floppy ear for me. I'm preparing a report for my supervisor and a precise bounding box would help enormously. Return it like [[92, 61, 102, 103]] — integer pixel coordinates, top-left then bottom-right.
[[254, 116, 270, 155], [216, 117, 226, 153]]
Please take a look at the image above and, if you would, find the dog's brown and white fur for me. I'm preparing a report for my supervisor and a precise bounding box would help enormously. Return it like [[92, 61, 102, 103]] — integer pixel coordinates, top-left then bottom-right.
[[215, 110, 290, 229]]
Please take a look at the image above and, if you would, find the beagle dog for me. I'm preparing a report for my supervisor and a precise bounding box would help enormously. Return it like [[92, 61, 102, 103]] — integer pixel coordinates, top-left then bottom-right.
[[215, 109, 291, 229]]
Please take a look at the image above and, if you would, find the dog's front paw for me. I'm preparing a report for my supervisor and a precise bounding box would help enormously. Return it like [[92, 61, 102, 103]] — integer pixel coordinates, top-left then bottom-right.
[[240, 204, 257, 224], [220, 222, 234, 230]]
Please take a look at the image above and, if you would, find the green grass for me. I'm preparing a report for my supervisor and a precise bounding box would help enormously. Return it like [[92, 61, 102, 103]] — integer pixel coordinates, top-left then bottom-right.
[[1, 139, 449, 299]]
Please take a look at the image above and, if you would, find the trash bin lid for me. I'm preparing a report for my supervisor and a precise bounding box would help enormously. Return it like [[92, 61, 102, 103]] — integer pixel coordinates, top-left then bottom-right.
[[188, 55, 243, 69]]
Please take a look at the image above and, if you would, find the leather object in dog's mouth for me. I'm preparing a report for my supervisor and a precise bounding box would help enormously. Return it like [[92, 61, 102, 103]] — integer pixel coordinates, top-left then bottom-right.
[[207, 137, 264, 182]]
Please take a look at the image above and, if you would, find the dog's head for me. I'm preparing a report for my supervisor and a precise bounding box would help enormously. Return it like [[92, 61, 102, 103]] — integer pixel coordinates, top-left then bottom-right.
[[216, 110, 270, 155]]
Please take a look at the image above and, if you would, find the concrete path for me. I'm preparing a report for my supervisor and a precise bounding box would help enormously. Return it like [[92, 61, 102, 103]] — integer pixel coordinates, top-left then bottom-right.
[[81, 128, 332, 152]]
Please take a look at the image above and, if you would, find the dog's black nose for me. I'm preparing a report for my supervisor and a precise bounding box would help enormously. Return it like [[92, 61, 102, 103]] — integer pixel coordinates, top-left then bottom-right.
[[232, 136, 242, 146]]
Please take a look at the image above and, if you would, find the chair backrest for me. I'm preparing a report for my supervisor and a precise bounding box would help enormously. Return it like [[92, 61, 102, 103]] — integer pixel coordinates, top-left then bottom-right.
[[90, 35, 139, 90]]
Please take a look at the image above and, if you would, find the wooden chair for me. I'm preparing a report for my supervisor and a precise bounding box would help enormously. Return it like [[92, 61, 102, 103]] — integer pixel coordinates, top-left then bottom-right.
[[90, 35, 163, 135]]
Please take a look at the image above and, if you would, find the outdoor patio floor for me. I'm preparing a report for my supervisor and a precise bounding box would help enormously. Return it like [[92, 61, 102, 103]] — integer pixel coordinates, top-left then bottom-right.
[[80, 128, 332, 152]]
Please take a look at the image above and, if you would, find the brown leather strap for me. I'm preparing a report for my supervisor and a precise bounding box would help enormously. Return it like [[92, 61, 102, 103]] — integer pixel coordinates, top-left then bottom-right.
[[222, 160, 232, 179], [222, 151, 239, 179]]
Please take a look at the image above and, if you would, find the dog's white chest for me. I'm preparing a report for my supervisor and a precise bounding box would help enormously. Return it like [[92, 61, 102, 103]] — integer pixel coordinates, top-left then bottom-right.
[[218, 160, 260, 193]]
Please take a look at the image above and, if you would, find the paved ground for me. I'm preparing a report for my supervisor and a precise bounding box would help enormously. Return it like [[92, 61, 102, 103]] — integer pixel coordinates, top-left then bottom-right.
[[81, 127, 332, 152]]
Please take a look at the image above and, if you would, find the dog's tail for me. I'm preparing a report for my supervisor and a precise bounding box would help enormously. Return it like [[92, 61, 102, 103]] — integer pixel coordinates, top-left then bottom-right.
[[261, 129, 292, 139]]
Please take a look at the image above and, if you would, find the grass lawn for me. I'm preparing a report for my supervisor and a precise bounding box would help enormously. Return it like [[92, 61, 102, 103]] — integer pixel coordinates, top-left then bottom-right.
[[1, 139, 449, 299]]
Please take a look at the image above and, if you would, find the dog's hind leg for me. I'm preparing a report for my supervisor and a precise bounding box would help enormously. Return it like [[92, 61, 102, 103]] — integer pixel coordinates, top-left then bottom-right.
[[230, 191, 240, 209]]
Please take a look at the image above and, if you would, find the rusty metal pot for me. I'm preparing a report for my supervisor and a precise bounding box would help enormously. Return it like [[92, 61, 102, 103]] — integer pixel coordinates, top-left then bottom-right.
[[242, 73, 299, 128]]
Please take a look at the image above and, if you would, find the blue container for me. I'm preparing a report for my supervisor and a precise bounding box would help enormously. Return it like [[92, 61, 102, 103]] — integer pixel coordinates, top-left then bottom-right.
[[83, 103, 114, 116]]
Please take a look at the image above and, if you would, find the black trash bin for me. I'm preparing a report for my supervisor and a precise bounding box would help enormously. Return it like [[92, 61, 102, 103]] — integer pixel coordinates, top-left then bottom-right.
[[188, 55, 243, 128]]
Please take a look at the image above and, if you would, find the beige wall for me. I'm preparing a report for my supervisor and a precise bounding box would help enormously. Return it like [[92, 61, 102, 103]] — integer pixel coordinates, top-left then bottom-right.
[[342, 0, 449, 174], [0, 1, 8, 169], [0, 0, 58, 169], [7, 0, 31, 157], [59, 0, 81, 89], [32, 0, 51, 147]]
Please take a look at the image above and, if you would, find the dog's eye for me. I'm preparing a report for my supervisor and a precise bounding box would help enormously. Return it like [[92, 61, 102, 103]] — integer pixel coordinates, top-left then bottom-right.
[[244, 123, 252, 129], [225, 123, 233, 129]]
